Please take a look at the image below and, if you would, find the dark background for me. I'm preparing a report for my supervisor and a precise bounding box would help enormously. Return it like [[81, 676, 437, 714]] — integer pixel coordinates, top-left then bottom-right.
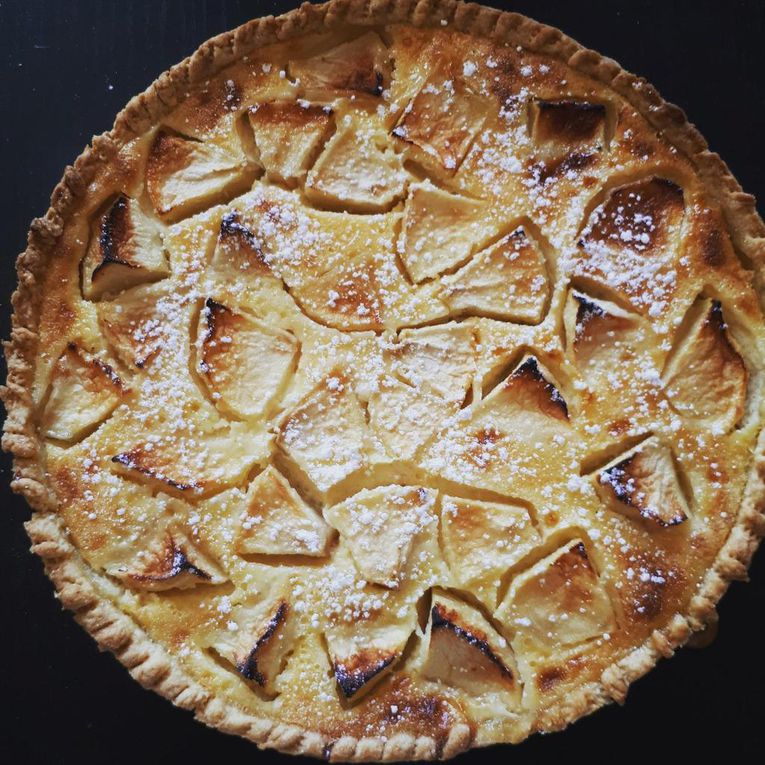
[[2, 1, 764, 762]]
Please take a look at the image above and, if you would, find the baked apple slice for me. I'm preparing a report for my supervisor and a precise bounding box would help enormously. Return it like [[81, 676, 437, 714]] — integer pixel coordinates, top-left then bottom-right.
[[288, 32, 390, 100], [82, 195, 169, 300], [497, 539, 615, 649], [530, 99, 607, 153], [197, 299, 298, 419], [97, 282, 177, 369], [146, 130, 254, 222], [325, 619, 412, 702], [247, 101, 333, 184], [575, 177, 685, 316], [441, 227, 550, 323], [276, 374, 379, 502], [210, 598, 294, 695], [111, 422, 262, 498], [421, 590, 520, 702], [324, 486, 438, 587], [209, 210, 272, 277], [305, 121, 407, 213], [42, 344, 125, 442], [107, 527, 226, 591], [234, 466, 333, 557], [421, 355, 571, 504], [594, 436, 690, 527], [662, 298, 747, 432], [368, 376, 454, 461], [398, 182, 489, 282], [440, 496, 540, 606], [388, 323, 476, 405], [392, 73, 489, 175], [564, 290, 640, 369]]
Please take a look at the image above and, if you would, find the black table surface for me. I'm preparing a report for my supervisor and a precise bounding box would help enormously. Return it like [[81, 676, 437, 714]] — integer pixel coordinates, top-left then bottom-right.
[[2, 1, 764, 762]]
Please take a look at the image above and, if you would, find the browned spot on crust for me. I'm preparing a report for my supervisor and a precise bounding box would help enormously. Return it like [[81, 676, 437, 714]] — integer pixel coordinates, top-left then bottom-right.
[[431, 604, 514, 681], [609, 544, 686, 625], [534, 100, 606, 145], [701, 226, 726, 267], [536, 654, 590, 693], [333, 649, 398, 699], [579, 177, 684, 253], [506, 356, 569, 420], [48, 294, 76, 339], [236, 601, 288, 685], [331, 675, 466, 749]]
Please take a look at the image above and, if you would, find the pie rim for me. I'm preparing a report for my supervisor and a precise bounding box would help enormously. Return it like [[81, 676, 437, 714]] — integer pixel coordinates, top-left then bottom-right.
[[3, 0, 765, 759]]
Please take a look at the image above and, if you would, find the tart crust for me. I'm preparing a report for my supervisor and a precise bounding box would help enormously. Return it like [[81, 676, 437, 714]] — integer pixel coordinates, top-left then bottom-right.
[[3, 1, 765, 760]]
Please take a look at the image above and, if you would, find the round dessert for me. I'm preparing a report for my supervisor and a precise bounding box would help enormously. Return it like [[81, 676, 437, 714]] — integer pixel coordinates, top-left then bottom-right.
[[5, 1, 765, 759]]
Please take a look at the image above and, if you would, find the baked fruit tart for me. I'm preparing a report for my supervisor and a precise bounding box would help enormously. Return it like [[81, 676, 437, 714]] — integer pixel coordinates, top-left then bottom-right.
[[4, 0, 765, 759]]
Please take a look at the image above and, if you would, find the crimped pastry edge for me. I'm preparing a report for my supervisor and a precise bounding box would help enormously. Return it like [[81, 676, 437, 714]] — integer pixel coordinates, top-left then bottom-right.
[[3, 0, 765, 759]]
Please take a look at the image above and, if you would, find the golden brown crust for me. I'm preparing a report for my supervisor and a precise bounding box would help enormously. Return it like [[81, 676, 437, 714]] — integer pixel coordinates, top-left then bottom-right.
[[4, 1, 765, 760]]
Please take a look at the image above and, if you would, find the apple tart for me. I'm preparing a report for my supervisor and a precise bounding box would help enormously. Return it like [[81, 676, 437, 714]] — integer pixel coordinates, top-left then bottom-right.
[[5, 1, 765, 760]]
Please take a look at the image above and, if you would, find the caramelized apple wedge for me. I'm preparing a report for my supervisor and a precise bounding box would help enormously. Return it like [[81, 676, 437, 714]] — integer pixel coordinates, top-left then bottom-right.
[[421, 590, 520, 702], [107, 528, 226, 590], [575, 177, 685, 316], [662, 299, 747, 432], [197, 299, 298, 419], [305, 121, 407, 213], [209, 210, 272, 277], [288, 33, 390, 100], [82, 195, 168, 300], [111, 423, 262, 498], [441, 227, 550, 323], [146, 130, 255, 222], [234, 466, 333, 557], [497, 539, 615, 649], [530, 99, 606, 152], [248, 101, 333, 184], [42, 344, 125, 442], [421, 355, 571, 505], [564, 290, 640, 368], [325, 618, 412, 701], [594, 436, 690, 527], [210, 598, 295, 694], [440, 496, 540, 606]]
